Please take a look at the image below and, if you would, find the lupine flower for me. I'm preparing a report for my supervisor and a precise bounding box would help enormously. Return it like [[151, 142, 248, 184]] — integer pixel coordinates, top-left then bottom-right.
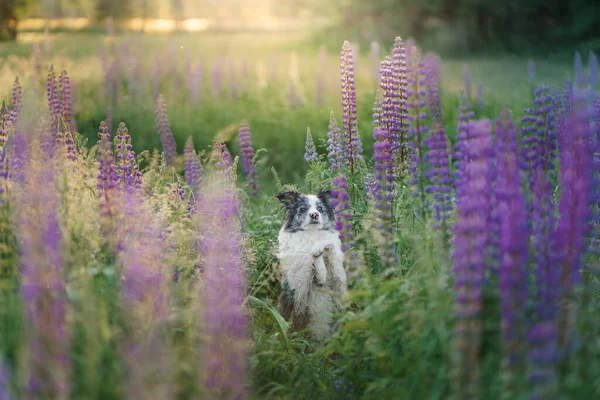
[[589, 50, 598, 86], [450, 122, 494, 399], [47, 65, 61, 142], [211, 59, 223, 97], [155, 95, 178, 167], [331, 175, 353, 249], [494, 114, 529, 386], [574, 51, 584, 87], [152, 53, 161, 101], [425, 123, 452, 226], [16, 160, 70, 399], [173, 175, 185, 201], [372, 127, 396, 268], [340, 41, 363, 173], [114, 122, 142, 194], [424, 52, 442, 124], [553, 97, 595, 350], [97, 121, 119, 224], [228, 58, 238, 101], [327, 111, 344, 171], [238, 120, 260, 196], [528, 59, 536, 84], [304, 128, 318, 162], [58, 70, 76, 135], [10, 76, 22, 124], [0, 112, 9, 203], [476, 83, 484, 111], [364, 173, 377, 201], [520, 85, 557, 183], [186, 192, 198, 219], [453, 91, 476, 197], [213, 141, 233, 178], [372, 89, 383, 128], [198, 182, 248, 399], [527, 166, 559, 399], [119, 190, 172, 399], [184, 136, 204, 194], [406, 46, 430, 214]]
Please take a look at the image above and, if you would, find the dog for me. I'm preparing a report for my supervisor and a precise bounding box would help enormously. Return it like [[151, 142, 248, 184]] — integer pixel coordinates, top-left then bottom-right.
[[275, 190, 348, 340]]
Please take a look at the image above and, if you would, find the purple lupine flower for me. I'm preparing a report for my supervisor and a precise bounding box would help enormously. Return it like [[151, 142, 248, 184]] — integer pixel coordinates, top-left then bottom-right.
[[198, 183, 248, 399], [46, 65, 61, 142], [494, 114, 529, 379], [331, 174, 353, 250], [370, 41, 380, 86], [186, 192, 198, 219], [327, 111, 344, 171], [476, 83, 484, 112], [553, 98, 595, 350], [340, 41, 363, 173], [17, 162, 70, 399], [453, 91, 476, 197], [304, 128, 318, 162], [188, 59, 205, 104], [97, 121, 119, 222], [114, 122, 142, 193], [372, 89, 383, 128], [527, 166, 559, 398], [425, 122, 452, 226], [119, 190, 173, 399], [406, 47, 430, 214], [424, 53, 442, 124], [173, 175, 185, 201], [152, 53, 162, 101], [450, 124, 493, 398], [58, 69, 76, 135], [391, 37, 410, 172], [213, 141, 233, 180], [238, 120, 260, 196], [364, 173, 377, 201], [184, 136, 204, 194], [10, 76, 22, 124], [528, 59, 536, 84], [316, 45, 327, 106], [372, 127, 396, 268], [574, 51, 584, 87], [589, 50, 598, 86], [520, 85, 557, 182], [0, 113, 9, 203], [155, 95, 178, 167], [463, 64, 472, 101]]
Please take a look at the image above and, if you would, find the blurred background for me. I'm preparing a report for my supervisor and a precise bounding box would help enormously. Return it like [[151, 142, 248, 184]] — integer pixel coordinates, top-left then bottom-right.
[[2, 0, 599, 55]]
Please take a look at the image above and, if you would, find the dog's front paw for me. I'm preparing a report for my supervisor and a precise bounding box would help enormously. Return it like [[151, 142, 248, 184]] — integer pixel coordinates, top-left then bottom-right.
[[312, 244, 334, 258]]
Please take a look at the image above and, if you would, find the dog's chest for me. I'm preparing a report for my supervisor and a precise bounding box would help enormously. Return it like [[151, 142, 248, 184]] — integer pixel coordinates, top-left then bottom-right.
[[278, 229, 342, 258]]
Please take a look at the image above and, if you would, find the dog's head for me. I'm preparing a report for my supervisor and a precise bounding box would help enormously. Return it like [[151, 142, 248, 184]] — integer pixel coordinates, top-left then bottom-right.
[[275, 190, 335, 232]]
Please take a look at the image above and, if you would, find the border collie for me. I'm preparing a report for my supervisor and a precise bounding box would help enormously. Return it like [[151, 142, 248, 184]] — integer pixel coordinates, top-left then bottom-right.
[[275, 190, 348, 340]]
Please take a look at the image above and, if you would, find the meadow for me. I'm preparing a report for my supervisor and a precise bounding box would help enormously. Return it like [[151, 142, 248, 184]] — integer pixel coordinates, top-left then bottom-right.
[[0, 29, 599, 399]]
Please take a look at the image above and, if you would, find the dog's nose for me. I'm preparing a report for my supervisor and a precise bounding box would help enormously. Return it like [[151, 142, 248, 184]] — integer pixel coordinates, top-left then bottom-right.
[[310, 211, 320, 220]]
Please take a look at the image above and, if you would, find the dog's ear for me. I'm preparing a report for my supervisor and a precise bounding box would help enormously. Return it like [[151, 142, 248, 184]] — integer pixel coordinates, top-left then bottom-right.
[[317, 189, 334, 206], [275, 191, 301, 209]]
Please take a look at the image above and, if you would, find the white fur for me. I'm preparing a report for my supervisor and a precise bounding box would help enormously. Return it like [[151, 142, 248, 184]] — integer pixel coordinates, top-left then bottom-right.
[[278, 227, 348, 340]]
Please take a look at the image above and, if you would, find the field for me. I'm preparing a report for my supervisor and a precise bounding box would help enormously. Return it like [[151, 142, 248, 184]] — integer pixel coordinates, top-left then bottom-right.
[[0, 30, 599, 399]]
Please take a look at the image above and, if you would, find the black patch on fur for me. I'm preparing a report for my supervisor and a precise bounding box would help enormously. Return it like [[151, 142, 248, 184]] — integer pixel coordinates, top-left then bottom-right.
[[276, 191, 310, 232], [317, 190, 336, 231], [278, 280, 309, 332]]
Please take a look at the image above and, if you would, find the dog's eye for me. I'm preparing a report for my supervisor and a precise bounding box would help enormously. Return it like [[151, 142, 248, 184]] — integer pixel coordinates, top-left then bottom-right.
[[299, 207, 307, 213], [317, 206, 324, 212]]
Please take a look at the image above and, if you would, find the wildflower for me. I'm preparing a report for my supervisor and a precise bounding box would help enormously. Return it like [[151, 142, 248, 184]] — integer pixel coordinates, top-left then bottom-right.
[[114, 122, 142, 193], [238, 120, 260, 196], [425, 122, 452, 226], [327, 112, 344, 171], [528, 59, 536, 84], [370, 41, 380, 86], [198, 182, 248, 398], [424, 53, 442, 124], [184, 136, 204, 194], [463, 65, 472, 100], [10, 76, 22, 124], [476, 83, 484, 111], [97, 121, 119, 222], [304, 128, 318, 162], [589, 50, 598, 86], [372, 127, 395, 268], [450, 121, 494, 399], [453, 91, 476, 197], [340, 41, 363, 172], [155, 95, 178, 167], [46, 65, 61, 142], [495, 114, 529, 388], [173, 175, 185, 201]]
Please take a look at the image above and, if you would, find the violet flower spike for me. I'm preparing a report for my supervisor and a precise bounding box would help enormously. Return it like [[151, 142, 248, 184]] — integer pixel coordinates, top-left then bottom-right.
[[326, 111, 344, 171], [340, 41, 363, 173], [238, 120, 260, 196], [155, 95, 178, 167], [184, 136, 204, 194], [304, 128, 318, 162]]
